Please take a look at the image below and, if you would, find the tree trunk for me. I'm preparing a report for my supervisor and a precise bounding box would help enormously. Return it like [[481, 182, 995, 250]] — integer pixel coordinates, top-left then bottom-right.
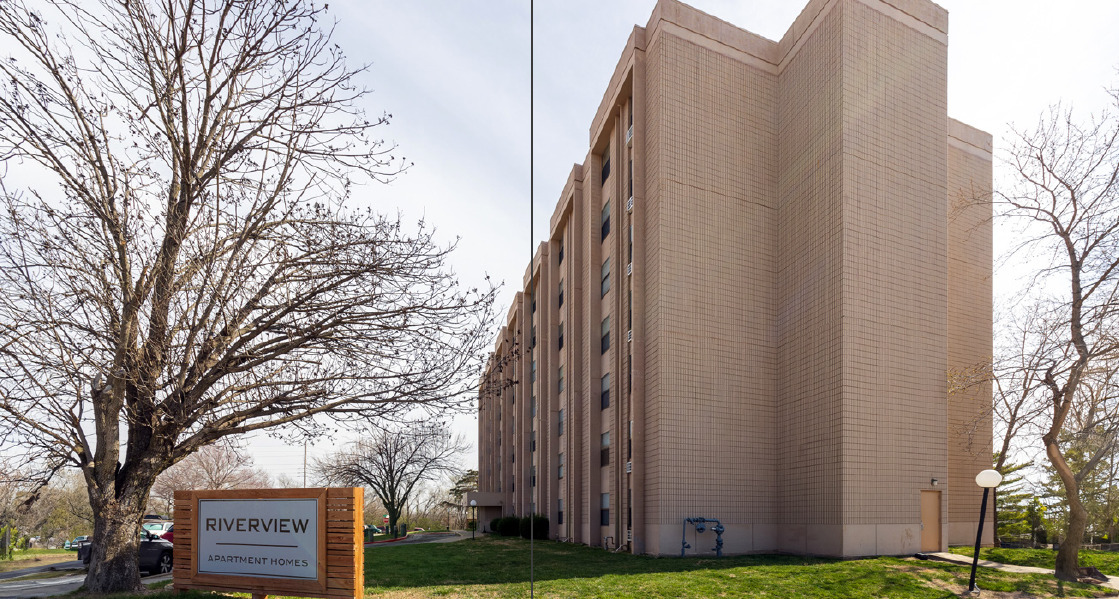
[[993, 488, 1001, 548], [1049, 440, 1085, 581], [1056, 493, 1088, 580], [85, 490, 147, 593]]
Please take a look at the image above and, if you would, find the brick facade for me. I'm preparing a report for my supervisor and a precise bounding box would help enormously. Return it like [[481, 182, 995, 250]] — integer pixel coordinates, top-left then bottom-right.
[[476, 0, 992, 557]]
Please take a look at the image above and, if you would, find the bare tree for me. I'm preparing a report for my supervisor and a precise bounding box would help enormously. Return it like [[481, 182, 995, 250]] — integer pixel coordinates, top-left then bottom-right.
[[314, 425, 468, 537], [999, 88, 1119, 579], [0, 0, 494, 592], [149, 440, 270, 515]]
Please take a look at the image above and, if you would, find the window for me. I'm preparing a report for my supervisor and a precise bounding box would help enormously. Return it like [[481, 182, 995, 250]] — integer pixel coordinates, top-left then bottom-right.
[[601, 431, 611, 466], [531, 465, 536, 487], [600, 493, 610, 526], [628, 223, 633, 262], [601, 200, 611, 240], [531, 396, 536, 418], [558, 408, 565, 436], [558, 498, 564, 525], [558, 322, 564, 350], [601, 258, 610, 297], [601, 373, 611, 409], [601, 144, 611, 185], [531, 360, 536, 383], [558, 278, 564, 307], [628, 158, 633, 199], [558, 452, 565, 479], [558, 241, 564, 264], [531, 325, 536, 349], [558, 365, 564, 392], [601, 316, 610, 354], [628, 490, 633, 528], [531, 290, 536, 313]]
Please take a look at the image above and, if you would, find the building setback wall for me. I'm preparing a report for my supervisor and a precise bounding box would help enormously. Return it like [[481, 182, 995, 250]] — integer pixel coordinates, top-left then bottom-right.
[[476, 0, 993, 558]]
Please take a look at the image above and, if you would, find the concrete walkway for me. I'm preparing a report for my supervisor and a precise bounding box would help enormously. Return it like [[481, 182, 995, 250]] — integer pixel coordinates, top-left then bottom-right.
[[926, 552, 1119, 592], [365, 531, 468, 548]]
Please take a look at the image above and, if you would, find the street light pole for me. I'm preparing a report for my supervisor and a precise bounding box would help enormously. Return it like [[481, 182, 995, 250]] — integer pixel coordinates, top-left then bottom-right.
[[470, 500, 477, 540], [968, 469, 1003, 594]]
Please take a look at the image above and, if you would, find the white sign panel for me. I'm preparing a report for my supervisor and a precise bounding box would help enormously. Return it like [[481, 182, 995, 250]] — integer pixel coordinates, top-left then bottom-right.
[[197, 498, 318, 579]]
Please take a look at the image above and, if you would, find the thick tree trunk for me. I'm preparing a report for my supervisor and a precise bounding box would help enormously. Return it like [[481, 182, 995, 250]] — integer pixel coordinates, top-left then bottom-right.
[[1056, 494, 1088, 581], [85, 490, 147, 593]]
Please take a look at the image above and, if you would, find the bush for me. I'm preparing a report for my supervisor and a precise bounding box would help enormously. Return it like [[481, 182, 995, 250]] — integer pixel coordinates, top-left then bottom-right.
[[496, 517, 520, 537], [519, 514, 549, 540], [489, 517, 502, 533]]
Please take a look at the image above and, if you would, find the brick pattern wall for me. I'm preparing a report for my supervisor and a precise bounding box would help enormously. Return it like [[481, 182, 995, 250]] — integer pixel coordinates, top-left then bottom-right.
[[946, 121, 994, 542], [649, 30, 779, 527], [838, 0, 948, 529], [776, 1, 846, 533]]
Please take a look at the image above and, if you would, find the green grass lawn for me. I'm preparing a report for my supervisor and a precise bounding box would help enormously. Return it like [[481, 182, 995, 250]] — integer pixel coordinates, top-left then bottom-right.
[[951, 545, 1119, 577], [51, 537, 1116, 599], [355, 536, 1108, 598]]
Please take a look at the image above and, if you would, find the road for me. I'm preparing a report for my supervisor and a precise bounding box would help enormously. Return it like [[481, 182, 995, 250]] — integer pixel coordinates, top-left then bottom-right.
[[0, 561, 171, 599]]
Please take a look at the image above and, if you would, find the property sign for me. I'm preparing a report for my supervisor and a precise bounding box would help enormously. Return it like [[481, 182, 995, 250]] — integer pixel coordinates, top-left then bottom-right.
[[173, 488, 364, 599], [197, 498, 318, 579]]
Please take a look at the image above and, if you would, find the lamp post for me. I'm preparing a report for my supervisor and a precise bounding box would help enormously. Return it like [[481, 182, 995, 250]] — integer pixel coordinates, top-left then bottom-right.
[[968, 469, 1003, 594], [469, 500, 477, 540]]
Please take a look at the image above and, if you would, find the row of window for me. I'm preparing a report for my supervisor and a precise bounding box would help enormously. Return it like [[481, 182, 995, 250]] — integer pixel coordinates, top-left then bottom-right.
[[552, 496, 610, 528]]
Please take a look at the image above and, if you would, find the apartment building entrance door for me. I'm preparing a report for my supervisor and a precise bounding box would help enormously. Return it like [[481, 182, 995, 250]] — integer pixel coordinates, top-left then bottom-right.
[[920, 490, 941, 552]]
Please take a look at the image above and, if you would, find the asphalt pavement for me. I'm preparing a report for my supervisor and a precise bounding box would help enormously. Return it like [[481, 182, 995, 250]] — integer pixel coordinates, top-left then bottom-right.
[[0, 560, 171, 599]]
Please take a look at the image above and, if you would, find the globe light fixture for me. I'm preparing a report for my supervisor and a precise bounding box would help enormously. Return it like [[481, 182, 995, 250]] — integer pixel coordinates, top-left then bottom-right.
[[469, 499, 477, 540], [968, 469, 1003, 593]]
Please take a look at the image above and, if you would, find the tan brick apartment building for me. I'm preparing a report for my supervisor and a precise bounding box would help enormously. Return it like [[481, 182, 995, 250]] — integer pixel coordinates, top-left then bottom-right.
[[472, 0, 992, 557]]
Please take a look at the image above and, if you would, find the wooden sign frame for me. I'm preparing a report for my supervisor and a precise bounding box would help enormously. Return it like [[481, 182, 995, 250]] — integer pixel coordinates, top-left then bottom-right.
[[173, 487, 363, 599]]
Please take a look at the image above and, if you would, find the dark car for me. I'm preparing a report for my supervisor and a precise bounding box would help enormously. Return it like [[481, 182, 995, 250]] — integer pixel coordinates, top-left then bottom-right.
[[79, 531, 173, 575]]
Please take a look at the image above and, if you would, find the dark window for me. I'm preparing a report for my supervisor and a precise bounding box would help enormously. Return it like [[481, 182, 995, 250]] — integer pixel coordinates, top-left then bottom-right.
[[558, 408, 565, 436], [601, 316, 610, 354], [628, 224, 633, 263], [558, 242, 564, 264], [531, 397, 536, 418], [558, 499, 564, 525], [601, 146, 611, 185], [531, 292, 536, 313], [558, 279, 564, 307], [531, 429, 536, 451], [531, 360, 536, 383], [601, 201, 611, 240], [558, 322, 564, 350], [628, 490, 633, 528], [601, 432, 610, 466], [601, 493, 610, 526], [558, 452, 565, 479], [531, 325, 536, 349], [558, 365, 564, 392], [628, 159, 633, 199], [601, 259, 610, 297], [601, 373, 611, 409]]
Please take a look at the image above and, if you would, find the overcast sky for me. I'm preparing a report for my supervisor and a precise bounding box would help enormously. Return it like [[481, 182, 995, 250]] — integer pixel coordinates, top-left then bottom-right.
[[236, 0, 1119, 481]]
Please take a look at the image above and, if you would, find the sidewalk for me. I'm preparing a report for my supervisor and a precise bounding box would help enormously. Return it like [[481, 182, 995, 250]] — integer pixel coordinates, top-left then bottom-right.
[[926, 552, 1119, 592]]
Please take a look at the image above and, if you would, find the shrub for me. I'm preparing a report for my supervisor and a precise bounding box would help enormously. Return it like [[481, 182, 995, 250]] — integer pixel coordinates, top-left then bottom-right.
[[496, 517, 520, 537], [519, 514, 549, 540], [489, 517, 502, 533]]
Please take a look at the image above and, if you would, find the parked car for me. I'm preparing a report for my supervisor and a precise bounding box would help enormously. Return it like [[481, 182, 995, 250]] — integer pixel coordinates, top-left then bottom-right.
[[142, 521, 173, 537], [79, 531, 173, 575], [67, 536, 89, 551]]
